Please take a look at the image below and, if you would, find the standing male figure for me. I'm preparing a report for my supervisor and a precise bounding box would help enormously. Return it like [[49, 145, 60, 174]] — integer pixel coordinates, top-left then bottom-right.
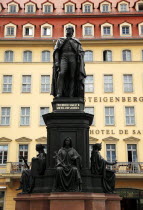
[[51, 26, 86, 98]]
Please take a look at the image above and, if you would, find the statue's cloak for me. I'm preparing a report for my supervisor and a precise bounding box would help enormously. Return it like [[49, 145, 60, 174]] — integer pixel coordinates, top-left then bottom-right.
[[51, 37, 86, 98]]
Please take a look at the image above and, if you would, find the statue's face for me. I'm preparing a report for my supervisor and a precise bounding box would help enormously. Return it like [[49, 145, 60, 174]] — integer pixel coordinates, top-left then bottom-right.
[[65, 139, 70, 146], [66, 27, 74, 37]]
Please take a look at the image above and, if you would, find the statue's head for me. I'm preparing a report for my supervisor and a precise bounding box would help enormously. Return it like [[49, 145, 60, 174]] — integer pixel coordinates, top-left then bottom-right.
[[66, 25, 74, 37], [63, 137, 72, 148], [93, 143, 102, 151], [36, 144, 45, 153]]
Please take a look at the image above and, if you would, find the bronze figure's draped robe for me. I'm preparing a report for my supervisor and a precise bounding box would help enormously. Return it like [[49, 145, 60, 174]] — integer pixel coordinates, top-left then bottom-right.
[[51, 37, 86, 98], [54, 147, 82, 192]]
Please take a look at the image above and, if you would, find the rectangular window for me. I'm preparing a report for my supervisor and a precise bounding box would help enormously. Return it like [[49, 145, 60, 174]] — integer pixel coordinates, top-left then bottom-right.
[[9, 5, 16, 13], [43, 27, 51, 36], [3, 75, 12, 93], [127, 144, 137, 162], [0, 107, 10, 126], [105, 107, 114, 125], [120, 4, 127, 11], [106, 144, 116, 162], [102, 4, 109, 12], [103, 26, 111, 35], [22, 75, 31, 93], [25, 27, 33, 36], [5, 51, 13, 62], [85, 107, 94, 125], [6, 27, 14, 36], [84, 5, 91, 13], [66, 5, 73, 13], [40, 107, 49, 125], [85, 75, 94, 92], [41, 75, 50, 92], [84, 26, 92, 36], [122, 26, 130, 35], [0, 145, 8, 165], [104, 75, 113, 93], [122, 50, 131, 61], [27, 5, 34, 13], [123, 74, 133, 92], [125, 107, 135, 125], [44, 5, 51, 13], [20, 107, 30, 126], [19, 145, 28, 162]]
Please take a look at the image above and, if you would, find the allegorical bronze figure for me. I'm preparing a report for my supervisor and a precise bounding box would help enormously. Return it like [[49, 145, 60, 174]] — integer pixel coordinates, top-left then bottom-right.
[[91, 143, 117, 193], [51, 25, 86, 98], [16, 144, 46, 194], [53, 137, 82, 192]]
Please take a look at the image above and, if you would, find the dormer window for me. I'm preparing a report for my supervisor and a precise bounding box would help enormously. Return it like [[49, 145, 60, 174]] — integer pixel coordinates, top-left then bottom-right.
[[27, 5, 34, 13], [44, 5, 51, 13], [82, 23, 94, 37], [23, 23, 35, 37], [5, 23, 17, 37], [84, 4, 91, 13], [101, 23, 113, 37], [120, 4, 127, 11], [43, 27, 51, 36], [66, 5, 73, 13], [122, 26, 129, 35], [7, 27, 14, 36], [102, 4, 109, 12], [9, 5, 16, 13], [25, 27, 33, 36], [120, 22, 132, 36], [135, 1, 143, 11], [41, 23, 53, 37]]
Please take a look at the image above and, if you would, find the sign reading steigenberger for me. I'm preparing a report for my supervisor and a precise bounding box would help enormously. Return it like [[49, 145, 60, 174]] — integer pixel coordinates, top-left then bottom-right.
[[56, 103, 80, 110]]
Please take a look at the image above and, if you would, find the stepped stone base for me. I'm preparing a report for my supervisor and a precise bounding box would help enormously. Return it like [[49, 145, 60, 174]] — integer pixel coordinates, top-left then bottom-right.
[[14, 193, 121, 210]]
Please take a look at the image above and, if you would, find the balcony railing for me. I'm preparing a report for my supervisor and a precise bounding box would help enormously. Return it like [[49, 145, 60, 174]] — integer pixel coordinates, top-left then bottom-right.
[[1, 162, 143, 175]]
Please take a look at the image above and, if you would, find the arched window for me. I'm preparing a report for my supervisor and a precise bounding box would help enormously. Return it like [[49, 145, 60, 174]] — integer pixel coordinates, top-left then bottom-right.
[[84, 51, 93, 62], [23, 51, 32, 62], [5, 51, 13, 62], [42, 51, 50, 62], [122, 50, 131, 61], [103, 50, 112, 61]]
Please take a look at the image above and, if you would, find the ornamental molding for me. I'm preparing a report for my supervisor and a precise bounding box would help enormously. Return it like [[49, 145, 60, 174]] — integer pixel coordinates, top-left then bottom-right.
[[35, 137, 47, 143], [15, 137, 32, 142], [0, 137, 12, 142], [102, 136, 119, 141], [89, 136, 98, 142], [123, 136, 140, 141]]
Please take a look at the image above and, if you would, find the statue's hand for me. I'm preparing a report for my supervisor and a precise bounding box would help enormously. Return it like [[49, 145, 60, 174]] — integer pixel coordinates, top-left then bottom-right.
[[113, 160, 117, 165]]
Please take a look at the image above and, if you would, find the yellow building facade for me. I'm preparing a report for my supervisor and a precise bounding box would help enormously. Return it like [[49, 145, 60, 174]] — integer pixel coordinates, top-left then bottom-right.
[[0, 39, 143, 209]]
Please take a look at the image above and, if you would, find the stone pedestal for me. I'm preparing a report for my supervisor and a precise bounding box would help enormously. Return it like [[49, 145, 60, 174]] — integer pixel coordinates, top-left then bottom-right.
[[14, 193, 121, 210]]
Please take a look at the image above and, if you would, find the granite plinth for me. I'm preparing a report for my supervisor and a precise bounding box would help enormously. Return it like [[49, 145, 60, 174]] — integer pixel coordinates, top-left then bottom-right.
[[14, 193, 121, 210]]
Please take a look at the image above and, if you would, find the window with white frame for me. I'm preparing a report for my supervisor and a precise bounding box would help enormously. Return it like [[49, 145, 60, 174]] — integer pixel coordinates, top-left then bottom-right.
[[23, 51, 32, 62], [122, 50, 131, 61], [40, 107, 49, 125], [84, 26, 92, 36], [0, 107, 11, 126], [122, 26, 130, 35], [20, 107, 30, 126], [103, 26, 111, 35], [106, 144, 116, 162], [125, 107, 135, 125], [44, 5, 52, 13], [9, 5, 16, 13], [138, 3, 143, 11], [19, 145, 28, 162], [123, 74, 133, 92], [66, 5, 74, 13], [84, 51, 93, 62], [102, 4, 109, 12], [42, 51, 50, 62], [84, 4, 91, 13], [41, 75, 50, 92], [4, 51, 13, 62], [25, 27, 33, 36], [103, 50, 112, 61], [105, 107, 114, 125], [22, 75, 31, 93], [26, 5, 34, 13], [43, 27, 51, 36], [0, 145, 8, 165], [104, 75, 113, 93], [84, 107, 94, 125], [127, 144, 137, 162], [120, 4, 127, 11], [85, 75, 94, 92], [3, 75, 12, 93], [6, 27, 15, 36]]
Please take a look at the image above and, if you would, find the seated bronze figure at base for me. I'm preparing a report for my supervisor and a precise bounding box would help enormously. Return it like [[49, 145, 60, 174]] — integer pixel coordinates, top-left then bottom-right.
[[53, 137, 82, 192], [91, 143, 117, 193]]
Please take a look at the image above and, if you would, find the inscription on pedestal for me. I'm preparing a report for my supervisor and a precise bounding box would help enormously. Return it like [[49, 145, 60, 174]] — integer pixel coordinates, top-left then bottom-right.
[[56, 103, 80, 110]]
